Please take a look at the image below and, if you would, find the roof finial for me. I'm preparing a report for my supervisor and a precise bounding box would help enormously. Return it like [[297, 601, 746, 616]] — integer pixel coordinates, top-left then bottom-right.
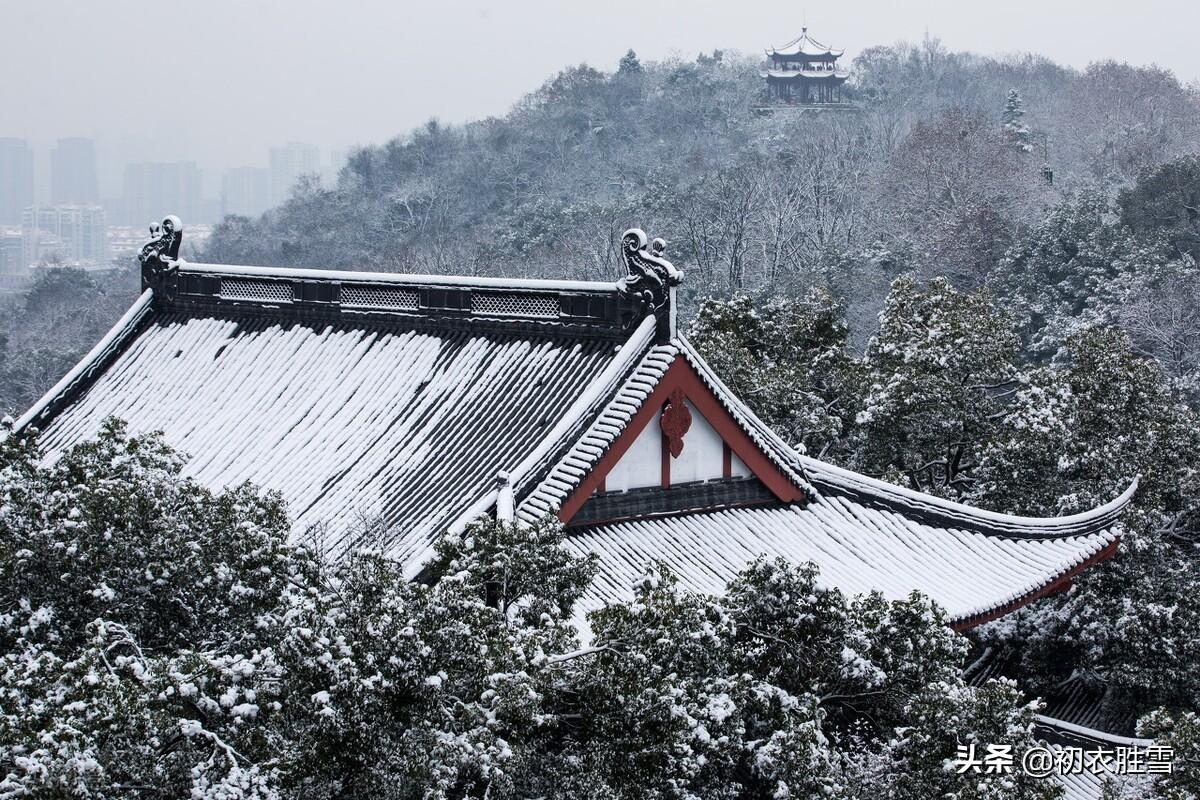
[[138, 214, 183, 293], [617, 228, 682, 343]]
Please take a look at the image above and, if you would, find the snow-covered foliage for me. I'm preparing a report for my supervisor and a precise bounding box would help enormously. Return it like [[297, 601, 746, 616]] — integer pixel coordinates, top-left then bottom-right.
[[687, 258, 1200, 745], [1, 420, 1068, 798], [565, 559, 1054, 800], [974, 328, 1200, 710], [1003, 89, 1034, 153], [989, 191, 1170, 359], [687, 288, 858, 456], [1138, 710, 1200, 800], [0, 418, 313, 799], [851, 275, 1018, 495]]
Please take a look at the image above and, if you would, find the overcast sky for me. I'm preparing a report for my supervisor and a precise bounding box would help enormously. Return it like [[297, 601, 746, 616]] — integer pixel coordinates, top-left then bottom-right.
[[5, 0, 1199, 192]]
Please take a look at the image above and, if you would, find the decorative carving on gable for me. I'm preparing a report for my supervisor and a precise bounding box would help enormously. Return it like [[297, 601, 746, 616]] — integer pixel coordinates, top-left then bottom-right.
[[660, 387, 692, 458]]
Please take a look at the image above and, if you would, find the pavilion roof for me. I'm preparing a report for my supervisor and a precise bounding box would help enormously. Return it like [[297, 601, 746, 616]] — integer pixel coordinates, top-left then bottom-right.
[[767, 29, 844, 59]]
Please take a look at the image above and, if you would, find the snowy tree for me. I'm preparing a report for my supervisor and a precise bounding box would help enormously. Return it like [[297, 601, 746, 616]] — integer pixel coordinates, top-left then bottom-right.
[[1115, 256, 1200, 399], [1002, 89, 1034, 153], [851, 275, 1018, 496], [1138, 710, 1200, 800], [884, 678, 1060, 800], [1118, 154, 1200, 262], [990, 191, 1169, 359], [567, 559, 1056, 800], [975, 328, 1200, 711], [0, 418, 317, 798], [617, 49, 642, 75], [688, 289, 860, 456]]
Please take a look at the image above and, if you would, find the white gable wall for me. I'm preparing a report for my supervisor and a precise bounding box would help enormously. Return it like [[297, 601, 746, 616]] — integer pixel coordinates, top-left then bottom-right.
[[600, 400, 751, 493], [731, 452, 751, 479], [670, 400, 725, 484], [604, 417, 661, 491]]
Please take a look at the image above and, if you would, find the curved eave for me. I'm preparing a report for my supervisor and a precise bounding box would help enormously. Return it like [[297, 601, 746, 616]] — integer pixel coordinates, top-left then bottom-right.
[[12, 288, 157, 435], [800, 456, 1138, 540], [566, 500, 1119, 633], [949, 536, 1119, 630], [767, 47, 844, 59]]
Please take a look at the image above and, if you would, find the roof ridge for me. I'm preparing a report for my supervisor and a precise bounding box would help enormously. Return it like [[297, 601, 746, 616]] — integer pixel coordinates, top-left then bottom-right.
[[177, 260, 622, 294], [801, 455, 1138, 538]]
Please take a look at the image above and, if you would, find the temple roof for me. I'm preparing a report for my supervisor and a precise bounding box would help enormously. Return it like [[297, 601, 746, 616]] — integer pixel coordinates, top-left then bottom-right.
[[767, 29, 844, 59], [17, 222, 1133, 630]]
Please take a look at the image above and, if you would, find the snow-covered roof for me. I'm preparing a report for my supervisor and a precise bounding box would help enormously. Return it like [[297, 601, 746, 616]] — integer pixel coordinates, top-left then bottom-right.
[[761, 68, 850, 80], [22, 226, 1131, 628], [21, 258, 652, 562], [567, 500, 1116, 629], [767, 29, 844, 59]]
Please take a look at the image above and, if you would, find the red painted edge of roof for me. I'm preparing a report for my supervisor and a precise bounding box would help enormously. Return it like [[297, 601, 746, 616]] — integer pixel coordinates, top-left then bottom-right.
[[950, 537, 1121, 631], [556, 356, 807, 524]]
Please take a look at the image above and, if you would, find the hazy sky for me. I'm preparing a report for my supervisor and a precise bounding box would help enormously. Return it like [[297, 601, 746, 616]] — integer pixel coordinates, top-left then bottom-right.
[[5, 0, 1199, 192]]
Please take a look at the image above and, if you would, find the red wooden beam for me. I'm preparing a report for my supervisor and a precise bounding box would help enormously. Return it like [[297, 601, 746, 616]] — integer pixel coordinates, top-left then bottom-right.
[[950, 537, 1121, 631]]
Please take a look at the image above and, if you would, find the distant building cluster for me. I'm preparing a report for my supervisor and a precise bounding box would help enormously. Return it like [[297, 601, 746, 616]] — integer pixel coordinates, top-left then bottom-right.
[[21, 203, 108, 266], [0, 136, 347, 289]]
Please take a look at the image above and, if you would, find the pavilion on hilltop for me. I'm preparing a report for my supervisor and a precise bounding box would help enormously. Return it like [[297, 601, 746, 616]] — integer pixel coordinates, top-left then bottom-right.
[[762, 28, 850, 105]]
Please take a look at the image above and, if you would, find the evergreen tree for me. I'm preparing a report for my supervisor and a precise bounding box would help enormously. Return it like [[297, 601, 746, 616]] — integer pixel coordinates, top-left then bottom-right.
[[990, 191, 1168, 358], [1118, 154, 1200, 261], [688, 289, 860, 457], [616, 49, 642, 75], [975, 328, 1200, 710], [850, 275, 1018, 495], [1002, 88, 1034, 153]]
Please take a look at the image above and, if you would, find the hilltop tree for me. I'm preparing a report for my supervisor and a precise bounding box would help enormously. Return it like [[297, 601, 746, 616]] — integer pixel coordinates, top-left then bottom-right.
[[617, 49, 642, 75], [1002, 88, 1034, 153]]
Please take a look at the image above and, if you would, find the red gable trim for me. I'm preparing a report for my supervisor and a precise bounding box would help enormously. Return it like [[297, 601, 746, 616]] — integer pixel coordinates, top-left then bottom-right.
[[557, 356, 807, 524], [950, 537, 1121, 631]]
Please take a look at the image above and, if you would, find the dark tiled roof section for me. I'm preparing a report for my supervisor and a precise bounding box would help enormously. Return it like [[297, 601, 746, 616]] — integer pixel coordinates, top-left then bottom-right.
[[33, 309, 628, 563], [965, 646, 1142, 739]]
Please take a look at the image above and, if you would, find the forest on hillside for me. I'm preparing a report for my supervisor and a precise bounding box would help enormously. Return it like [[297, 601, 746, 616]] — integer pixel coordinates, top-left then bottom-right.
[[4, 39, 1199, 407]]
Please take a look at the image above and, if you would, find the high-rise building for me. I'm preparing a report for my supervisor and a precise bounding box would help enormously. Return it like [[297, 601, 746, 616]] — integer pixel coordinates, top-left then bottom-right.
[[325, 148, 350, 187], [0, 138, 35, 225], [21, 205, 109, 267], [122, 161, 201, 227], [0, 231, 28, 290], [269, 142, 321, 207], [221, 167, 271, 218], [51, 137, 100, 204]]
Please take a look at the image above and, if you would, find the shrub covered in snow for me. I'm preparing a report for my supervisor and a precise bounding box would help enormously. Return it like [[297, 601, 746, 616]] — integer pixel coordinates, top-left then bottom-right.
[[1, 420, 1069, 799]]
